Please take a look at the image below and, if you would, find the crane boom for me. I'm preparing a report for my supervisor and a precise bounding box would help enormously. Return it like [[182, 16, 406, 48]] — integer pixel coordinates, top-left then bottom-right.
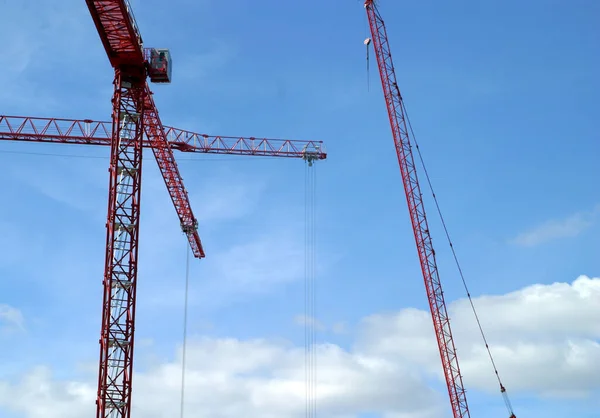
[[0, 115, 326, 159], [143, 86, 204, 257], [364, 2, 470, 417], [85, 0, 144, 67]]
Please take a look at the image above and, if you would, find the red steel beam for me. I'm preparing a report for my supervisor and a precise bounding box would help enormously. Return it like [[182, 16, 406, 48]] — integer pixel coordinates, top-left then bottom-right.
[[142, 86, 204, 258], [96, 70, 145, 418], [0, 115, 327, 160], [85, 0, 144, 68]]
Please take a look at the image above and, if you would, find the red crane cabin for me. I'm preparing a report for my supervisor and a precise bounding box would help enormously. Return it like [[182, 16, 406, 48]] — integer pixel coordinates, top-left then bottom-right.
[[146, 48, 172, 83]]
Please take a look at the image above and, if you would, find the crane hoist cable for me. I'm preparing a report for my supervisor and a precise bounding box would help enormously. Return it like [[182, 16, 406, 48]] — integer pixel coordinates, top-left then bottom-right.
[[180, 245, 191, 418], [304, 158, 318, 417], [364, 38, 372, 91], [400, 100, 517, 418], [364, 8, 371, 91]]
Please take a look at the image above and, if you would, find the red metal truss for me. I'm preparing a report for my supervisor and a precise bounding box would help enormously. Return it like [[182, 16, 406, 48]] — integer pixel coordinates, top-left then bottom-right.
[[142, 86, 204, 258], [364, 1, 470, 417], [96, 70, 145, 418], [85, 0, 144, 67], [0, 115, 326, 160], [8, 0, 326, 416]]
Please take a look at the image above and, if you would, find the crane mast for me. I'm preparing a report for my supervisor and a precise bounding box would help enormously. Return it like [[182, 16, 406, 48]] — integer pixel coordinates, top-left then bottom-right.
[[97, 70, 146, 418], [85, 1, 192, 416], [363, 1, 470, 417]]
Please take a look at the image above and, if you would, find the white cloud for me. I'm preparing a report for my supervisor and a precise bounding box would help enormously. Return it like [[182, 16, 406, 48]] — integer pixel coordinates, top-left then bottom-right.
[[512, 206, 599, 247], [0, 339, 442, 418], [294, 314, 326, 332], [292, 317, 349, 335], [139, 227, 306, 311], [0, 304, 25, 332], [358, 275, 600, 398], [195, 229, 305, 306], [331, 322, 349, 335], [192, 176, 266, 224], [0, 276, 598, 417]]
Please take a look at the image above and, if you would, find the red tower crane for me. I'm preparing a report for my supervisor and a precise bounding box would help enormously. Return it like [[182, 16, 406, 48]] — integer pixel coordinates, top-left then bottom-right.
[[364, 2, 516, 418], [0, 1, 326, 417]]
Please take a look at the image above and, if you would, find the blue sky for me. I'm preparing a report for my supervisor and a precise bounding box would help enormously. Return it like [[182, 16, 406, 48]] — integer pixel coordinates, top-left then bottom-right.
[[0, 0, 598, 417]]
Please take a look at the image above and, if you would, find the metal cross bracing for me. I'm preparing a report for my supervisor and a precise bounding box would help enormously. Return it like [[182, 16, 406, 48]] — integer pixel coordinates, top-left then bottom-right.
[[98, 70, 146, 417], [0, 116, 326, 160], [364, 1, 469, 417], [85, 0, 144, 67], [2, 1, 327, 416], [143, 89, 204, 256]]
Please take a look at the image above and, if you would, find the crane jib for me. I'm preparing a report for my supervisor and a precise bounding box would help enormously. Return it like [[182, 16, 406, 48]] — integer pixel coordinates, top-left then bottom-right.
[[364, 2, 470, 417], [85, 0, 144, 67]]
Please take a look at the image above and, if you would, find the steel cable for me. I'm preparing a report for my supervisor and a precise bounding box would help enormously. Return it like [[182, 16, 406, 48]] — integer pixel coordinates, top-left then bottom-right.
[[401, 100, 516, 417]]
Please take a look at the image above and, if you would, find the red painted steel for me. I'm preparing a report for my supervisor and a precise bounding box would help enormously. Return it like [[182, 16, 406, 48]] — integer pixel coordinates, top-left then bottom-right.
[[0, 115, 327, 159], [364, 1, 470, 417], [142, 87, 204, 258], [96, 70, 145, 418], [85, 0, 144, 67], [84, 1, 149, 414]]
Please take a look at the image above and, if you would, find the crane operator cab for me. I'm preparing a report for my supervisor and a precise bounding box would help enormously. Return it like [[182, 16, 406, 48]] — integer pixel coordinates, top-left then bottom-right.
[[147, 48, 172, 83]]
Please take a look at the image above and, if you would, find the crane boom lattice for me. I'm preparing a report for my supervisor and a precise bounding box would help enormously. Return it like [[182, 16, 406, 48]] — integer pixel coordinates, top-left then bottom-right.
[[0, 115, 327, 160], [364, 2, 470, 417]]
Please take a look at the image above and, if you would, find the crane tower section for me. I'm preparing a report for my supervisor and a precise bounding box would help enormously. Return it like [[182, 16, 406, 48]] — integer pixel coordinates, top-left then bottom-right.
[[96, 72, 146, 418], [364, 1, 470, 417]]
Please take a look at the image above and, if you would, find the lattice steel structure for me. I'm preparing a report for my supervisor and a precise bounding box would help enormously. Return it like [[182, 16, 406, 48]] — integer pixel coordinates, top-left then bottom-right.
[[1, 1, 326, 416], [364, 1, 469, 417]]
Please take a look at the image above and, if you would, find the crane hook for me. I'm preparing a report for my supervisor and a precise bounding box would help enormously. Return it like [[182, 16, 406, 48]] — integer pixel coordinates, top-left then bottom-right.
[[364, 38, 372, 91]]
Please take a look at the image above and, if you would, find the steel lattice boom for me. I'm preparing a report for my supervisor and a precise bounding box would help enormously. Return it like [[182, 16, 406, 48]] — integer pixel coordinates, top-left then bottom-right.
[[85, 0, 144, 67], [0, 115, 327, 160], [142, 88, 204, 257], [364, 1, 470, 417]]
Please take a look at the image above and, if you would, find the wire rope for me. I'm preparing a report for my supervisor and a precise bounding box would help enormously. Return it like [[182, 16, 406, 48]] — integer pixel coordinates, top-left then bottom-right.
[[400, 100, 516, 417], [180, 245, 191, 418], [304, 158, 317, 417]]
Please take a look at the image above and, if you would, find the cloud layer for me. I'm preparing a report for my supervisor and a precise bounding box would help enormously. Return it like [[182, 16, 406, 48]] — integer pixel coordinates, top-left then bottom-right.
[[512, 206, 599, 247], [0, 275, 597, 418]]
